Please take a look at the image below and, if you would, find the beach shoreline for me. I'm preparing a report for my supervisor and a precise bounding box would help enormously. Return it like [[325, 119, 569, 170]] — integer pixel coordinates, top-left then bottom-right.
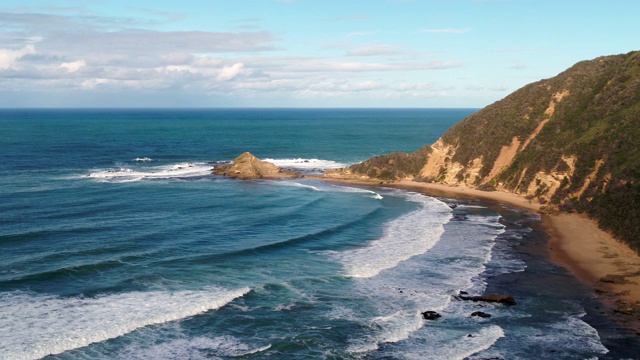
[[316, 176, 640, 335]]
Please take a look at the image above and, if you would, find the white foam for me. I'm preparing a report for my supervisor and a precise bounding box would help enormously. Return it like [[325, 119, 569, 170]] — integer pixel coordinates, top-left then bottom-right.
[[0, 287, 250, 360], [328, 185, 384, 199], [262, 158, 346, 170], [117, 335, 271, 359], [273, 181, 322, 191], [409, 325, 505, 360], [336, 199, 508, 356], [546, 314, 609, 355], [334, 193, 451, 278], [270, 181, 384, 199], [87, 162, 212, 183], [348, 310, 424, 353], [133, 157, 154, 162]]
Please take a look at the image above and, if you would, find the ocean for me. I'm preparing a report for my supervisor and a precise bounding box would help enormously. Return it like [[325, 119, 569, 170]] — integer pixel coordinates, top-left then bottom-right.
[[1, 109, 638, 359]]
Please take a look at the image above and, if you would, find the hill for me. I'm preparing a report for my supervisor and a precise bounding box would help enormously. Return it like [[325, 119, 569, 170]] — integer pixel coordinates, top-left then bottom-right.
[[327, 51, 640, 252]]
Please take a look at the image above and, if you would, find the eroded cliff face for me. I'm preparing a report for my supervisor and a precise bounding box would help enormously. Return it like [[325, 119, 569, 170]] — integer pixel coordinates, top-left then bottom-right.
[[418, 89, 577, 204], [337, 51, 640, 251]]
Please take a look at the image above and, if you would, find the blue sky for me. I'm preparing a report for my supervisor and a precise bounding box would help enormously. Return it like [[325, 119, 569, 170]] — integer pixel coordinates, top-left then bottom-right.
[[0, 0, 638, 108]]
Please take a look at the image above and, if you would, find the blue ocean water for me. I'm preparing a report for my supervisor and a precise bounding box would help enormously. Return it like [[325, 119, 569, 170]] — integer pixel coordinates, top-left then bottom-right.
[[0, 109, 630, 359]]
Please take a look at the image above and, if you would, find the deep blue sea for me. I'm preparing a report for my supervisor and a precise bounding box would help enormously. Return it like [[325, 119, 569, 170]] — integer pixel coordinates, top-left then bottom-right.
[[0, 109, 637, 359]]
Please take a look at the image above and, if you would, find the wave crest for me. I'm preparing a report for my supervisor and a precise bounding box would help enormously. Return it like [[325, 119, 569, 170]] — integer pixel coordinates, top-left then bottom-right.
[[334, 193, 451, 278], [0, 287, 250, 359], [87, 162, 212, 183]]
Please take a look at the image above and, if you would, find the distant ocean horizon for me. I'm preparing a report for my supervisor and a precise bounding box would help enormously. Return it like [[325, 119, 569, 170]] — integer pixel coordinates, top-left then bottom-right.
[[1, 108, 637, 359]]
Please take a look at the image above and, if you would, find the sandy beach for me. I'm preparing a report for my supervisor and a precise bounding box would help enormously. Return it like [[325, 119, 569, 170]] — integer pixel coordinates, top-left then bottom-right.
[[320, 176, 640, 335]]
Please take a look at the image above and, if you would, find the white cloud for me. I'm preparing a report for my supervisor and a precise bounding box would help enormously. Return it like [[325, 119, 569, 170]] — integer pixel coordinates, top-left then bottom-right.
[[81, 78, 108, 89], [345, 31, 377, 38], [160, 65, 195, 73], [0, 45, 35, 69], [344, 80, 384, 91], [0, 9, 472, 106], [60, 59, 85, 72], [396, 82, 435, 91], [193, 56, 223, 68], [347, 44, 399, 57], [217, 63, 245, 81]]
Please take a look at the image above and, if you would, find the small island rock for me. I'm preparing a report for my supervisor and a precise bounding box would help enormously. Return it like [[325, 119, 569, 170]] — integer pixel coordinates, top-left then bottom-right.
[[213, 152, 301, 180]]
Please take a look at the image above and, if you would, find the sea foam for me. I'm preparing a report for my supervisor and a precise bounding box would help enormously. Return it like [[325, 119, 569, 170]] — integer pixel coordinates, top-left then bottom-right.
[[399, 325, 506, 360], [87, 162, 212, 183], [116, 335, 271, 360], [334, 192, 451, 278], [338, 200, 507, 355], [262, 158, 346, 171], [0, 287, 250, 360]]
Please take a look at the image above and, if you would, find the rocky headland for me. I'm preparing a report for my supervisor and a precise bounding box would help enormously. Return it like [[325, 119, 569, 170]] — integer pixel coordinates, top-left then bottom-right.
[[324, 51, 640, 333]]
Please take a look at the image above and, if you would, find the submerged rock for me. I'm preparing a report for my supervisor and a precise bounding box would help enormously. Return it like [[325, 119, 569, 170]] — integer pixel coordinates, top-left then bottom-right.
[[213, 152, 301, 180], [471, 311, 492, 318], [421, 311, 441, 320], [455, 293, 517, 306]]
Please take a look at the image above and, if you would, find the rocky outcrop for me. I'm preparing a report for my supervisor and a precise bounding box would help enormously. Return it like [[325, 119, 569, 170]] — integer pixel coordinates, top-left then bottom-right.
[[455, 293, 517, 306], [471, 311, 492, 318], [421, 311, 441, 320], [213, 152, 301, 180]]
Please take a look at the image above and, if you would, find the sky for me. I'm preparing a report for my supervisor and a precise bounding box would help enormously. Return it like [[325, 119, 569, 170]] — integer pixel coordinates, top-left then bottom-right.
[[0, 0, 638, 108]]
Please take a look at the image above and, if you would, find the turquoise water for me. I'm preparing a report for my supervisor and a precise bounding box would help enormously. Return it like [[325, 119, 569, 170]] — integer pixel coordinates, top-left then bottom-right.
[[0, 109, 630, 359]]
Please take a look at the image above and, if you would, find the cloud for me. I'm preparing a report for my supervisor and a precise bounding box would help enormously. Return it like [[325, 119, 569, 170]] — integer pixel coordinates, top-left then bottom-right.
[[345, 31, 377, 38], [81, 78, 109, 89], [396, 82, 436, 91], [346, 44, 399, 57], [346, 80, 384, 91], [0, 8, 471, 106], [217, 63, 245, 81], [60, 59, 85, 72], [421, 28, 469, 34], [0, 44, 35, 69], [279, 59, 461, 73], [41, 29, 277, 57], [0, 11, 277, 55]]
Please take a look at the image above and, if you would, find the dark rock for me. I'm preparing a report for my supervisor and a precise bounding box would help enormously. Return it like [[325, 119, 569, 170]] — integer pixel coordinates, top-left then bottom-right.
[[456, 293, 517, 306], [471, 311, 492, 318], [600, 274, 628, 284], [451, 212, 468, 221], [421, 311, 441, 320]]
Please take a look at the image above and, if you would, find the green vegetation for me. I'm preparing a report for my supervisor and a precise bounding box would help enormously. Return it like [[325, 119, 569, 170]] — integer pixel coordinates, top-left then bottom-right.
[[347, 51, 640, 252], [348, 145, 432, 180]]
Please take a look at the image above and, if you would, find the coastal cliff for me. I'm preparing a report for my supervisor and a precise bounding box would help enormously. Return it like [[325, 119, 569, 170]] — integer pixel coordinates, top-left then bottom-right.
[[327, 51, 640, 252]]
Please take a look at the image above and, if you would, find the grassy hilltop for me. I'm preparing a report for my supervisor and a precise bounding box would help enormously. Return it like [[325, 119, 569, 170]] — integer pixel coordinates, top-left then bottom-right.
[[330, 51, 640, 252]]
